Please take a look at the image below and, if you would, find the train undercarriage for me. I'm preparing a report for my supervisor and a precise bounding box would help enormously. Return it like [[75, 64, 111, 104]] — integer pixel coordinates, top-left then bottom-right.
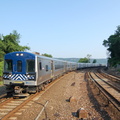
[[6, 84, 45, 97], [5, 79, 53, 98]]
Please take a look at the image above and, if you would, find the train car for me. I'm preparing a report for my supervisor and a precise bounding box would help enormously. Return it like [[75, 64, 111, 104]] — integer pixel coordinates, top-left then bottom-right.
[[3, 52, 68, 96], [77, 63, 101, 70]]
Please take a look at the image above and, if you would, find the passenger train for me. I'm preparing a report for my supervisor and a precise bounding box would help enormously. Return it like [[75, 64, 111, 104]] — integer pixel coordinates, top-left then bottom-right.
[[3, 51, 101, 96]]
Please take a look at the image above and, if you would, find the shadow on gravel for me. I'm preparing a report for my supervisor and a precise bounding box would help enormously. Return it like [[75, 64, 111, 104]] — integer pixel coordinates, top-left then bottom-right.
[[86, 78, 111, 120]]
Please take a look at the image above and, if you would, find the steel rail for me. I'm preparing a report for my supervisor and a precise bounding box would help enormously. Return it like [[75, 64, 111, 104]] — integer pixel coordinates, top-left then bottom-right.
[[94, 72, 120, 92], [101, 69, 120, 79], [0, 97, 13, 106], [87, 72, 120, 111], [1, 93, 39, 120], [99, 69, 120, 82]]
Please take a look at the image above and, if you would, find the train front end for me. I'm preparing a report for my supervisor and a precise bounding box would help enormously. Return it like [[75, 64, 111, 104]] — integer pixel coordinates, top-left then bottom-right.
[[3, 52, 37, 97]]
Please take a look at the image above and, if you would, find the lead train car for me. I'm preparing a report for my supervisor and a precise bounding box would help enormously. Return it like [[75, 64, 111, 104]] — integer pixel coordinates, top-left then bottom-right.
[[3, 52, 77, 96]]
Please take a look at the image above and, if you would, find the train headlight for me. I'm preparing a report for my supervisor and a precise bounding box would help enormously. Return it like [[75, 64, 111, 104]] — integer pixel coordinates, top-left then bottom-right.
[[20, 53, 23, 56], [16, 53, 24, 56], [9, 74, 12, 77], [3, 73, 12, 80], [27, 75, 30, 78], [27, 74, 35, 80], [16, 53, 19, 56]]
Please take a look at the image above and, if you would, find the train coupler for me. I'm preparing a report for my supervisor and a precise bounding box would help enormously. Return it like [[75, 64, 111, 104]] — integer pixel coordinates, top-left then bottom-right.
[[13, 86, 29, 98], [14, 86, 23, 94]]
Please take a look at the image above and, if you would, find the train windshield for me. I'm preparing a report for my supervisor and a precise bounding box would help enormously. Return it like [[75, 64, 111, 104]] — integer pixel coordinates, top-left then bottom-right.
[[4, 59, 13, 72], [26, 60, 35, 72]]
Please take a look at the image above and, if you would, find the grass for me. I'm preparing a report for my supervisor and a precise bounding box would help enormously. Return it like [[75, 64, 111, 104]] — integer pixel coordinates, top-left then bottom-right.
[[0, 81, 3, 85], [0, 61, 4, 76]]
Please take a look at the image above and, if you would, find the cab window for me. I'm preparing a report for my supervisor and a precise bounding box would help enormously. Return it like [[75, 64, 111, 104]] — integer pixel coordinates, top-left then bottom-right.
[[26, 60, 35, 72], [4, 59, 13, 72]]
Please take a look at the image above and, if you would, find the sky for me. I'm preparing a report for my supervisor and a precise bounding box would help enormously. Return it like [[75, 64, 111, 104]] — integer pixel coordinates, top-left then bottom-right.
[[1, 0, 120, 59]]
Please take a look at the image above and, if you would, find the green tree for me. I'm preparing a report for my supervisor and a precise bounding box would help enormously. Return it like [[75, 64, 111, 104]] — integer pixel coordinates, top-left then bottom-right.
[[42, 53, 52, 58], [92, 59, 97, 63], [78, 57, 89, 63], [103, 26, 120, 66], [78, 54, 91, 63], [0, 30, 30, 61]]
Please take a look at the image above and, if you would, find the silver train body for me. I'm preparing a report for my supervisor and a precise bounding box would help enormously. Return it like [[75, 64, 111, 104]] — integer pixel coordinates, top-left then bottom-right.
[[3, 52, 101, 96]]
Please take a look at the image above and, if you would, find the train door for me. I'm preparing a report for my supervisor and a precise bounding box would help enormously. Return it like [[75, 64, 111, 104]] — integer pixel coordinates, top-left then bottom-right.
[[51, 60, 54, 78], [37, 58, 44, 84], [13, 59, 25, 74]]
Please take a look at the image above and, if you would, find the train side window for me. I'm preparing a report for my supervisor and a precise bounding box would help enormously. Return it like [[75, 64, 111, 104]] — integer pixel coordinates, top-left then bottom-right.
[[39, 62, 42, 70], [46, 65, 48, 71], [17, 60, 22, 72], [4, 59, 13, 72]]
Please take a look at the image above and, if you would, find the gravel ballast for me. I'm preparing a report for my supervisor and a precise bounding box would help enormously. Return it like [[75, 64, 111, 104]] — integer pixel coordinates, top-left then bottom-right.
[[1, 70, 119, 120]]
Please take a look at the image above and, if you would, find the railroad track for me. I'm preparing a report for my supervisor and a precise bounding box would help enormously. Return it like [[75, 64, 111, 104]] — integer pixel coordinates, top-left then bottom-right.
[[0, 94, 7, 103], [86, 71, 120, 112], [94, 72, 120, 92], [0, 72, 72, 120], [0, 92, 38, 119], [98, 69, 120, 83]]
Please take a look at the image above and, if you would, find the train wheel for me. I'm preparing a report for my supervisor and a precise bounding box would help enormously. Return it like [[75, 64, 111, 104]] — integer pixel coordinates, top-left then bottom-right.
[[7, 92, 13, 97], [41, 84, 45, 91], [37, 86, 41, 92]]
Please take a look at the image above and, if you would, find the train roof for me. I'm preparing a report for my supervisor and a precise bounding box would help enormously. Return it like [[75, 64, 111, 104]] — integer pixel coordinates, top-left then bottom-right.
[[5, 51, 34, 56], [4, 51, 35, 59], [4, 52, 102, 66], [4, 51, 76, 63]]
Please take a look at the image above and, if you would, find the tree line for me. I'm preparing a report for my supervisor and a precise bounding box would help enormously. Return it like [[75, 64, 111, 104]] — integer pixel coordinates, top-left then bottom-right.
[[0, 30, 30, 62], [103, 26, 120, 67]]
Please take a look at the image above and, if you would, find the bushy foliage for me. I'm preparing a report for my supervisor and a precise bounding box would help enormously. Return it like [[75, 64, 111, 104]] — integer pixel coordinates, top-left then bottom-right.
[[78, 54, 91, 63], [0, 61, 4, 76], [78, 57, 89, 63], [0, 30, 30, 61], [103, 26, 120, 66], [93, 59, 97, 63], [42, 53, 52, 58]]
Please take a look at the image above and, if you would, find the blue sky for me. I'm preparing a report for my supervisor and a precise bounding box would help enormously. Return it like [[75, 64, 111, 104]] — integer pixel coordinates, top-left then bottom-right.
[[1, 0, 120, 58]]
